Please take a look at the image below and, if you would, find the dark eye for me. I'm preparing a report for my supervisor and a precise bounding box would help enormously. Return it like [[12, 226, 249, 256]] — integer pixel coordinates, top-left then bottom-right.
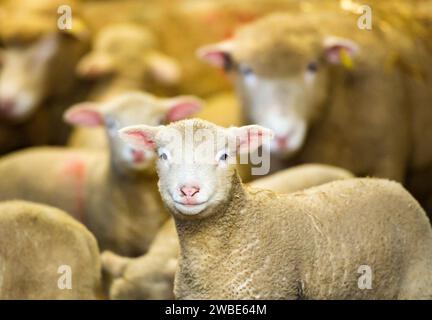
[[219, 153, 229, 161], [106, 118, 117, 129], [307, 62, 318, 72], [239, 64, 254, 76], [160, 153, 168, 160]]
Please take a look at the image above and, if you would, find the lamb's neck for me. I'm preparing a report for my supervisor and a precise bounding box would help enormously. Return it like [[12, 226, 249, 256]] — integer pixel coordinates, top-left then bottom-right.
[[175, 173, 253, 253]]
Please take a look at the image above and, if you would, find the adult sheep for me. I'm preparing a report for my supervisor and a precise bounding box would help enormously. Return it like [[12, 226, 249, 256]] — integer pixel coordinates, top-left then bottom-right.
[[198, 10, 432, 210], [119, 118, 432, 299], [0, 0, 90, 154]]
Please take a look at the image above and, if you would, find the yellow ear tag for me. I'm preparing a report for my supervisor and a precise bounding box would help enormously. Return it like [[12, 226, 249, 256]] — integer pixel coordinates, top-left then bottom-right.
[[65, 19, 88, 39], [340, 48, 354, 70]]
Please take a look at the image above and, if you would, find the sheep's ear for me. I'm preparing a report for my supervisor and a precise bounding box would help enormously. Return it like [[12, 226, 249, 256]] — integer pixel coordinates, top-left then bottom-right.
[[146, 52, 181, 85], [63, 102, 104, 127], [119, 125, 161, 151], [76, 53, 115, 78], [163, 96, 203, 123], [323, 36, 359, 68], [196, 40, 235, 70], [229, 125, 274, 154]]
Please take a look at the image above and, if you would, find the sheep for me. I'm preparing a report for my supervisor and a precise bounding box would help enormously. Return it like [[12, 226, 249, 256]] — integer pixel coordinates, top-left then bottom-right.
[[101, 163, 353, 299], [0, 92, 202, 256], [0, 200, 102, 299], [0, 0, 91, 154], [197, 10, 432, 200], [119, 118, 432, 299]]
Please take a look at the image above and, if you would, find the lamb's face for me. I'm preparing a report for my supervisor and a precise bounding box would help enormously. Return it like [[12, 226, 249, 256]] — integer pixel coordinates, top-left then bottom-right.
[[0, 35, 59, 121], [198, 20, 358, 159], [64, 93, 202, 172], [76, 24, 180, 86], [119, 120, 273, 219]]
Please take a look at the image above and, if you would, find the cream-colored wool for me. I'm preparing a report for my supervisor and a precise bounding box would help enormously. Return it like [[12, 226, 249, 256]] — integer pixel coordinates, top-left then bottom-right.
[[199, 5, 432, 202], [101, 163, 353, 299], [0, 92, 203, 256], [0, 148, 166, 257], [0, 200, 102, 299], [119, 119, 432, 300]]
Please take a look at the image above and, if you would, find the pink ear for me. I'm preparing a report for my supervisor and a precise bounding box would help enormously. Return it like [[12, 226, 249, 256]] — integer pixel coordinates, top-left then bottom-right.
[[196, 40, 234, 69], [230, 125, 274, 154], [323, 36, 359, 64], [118, 125, 159, 151], [165, 97, 203, 122], [63, 103, 104, 127]]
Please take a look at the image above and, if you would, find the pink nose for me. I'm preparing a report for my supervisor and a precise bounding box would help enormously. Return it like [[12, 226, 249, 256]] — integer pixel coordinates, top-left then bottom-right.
[[180, 185, 200, 198], [131, 149, 145, 162], [0, 99, 15, 114], [275, 135, 289, 149]]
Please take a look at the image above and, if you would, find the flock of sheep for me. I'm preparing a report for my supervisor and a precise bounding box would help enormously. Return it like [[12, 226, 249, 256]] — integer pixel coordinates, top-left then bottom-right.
[[0, 0, 432, 300]]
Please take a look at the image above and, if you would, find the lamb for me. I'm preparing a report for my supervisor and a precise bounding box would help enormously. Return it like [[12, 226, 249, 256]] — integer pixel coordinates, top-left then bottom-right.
[[68, 22, 181, 150], [197, 10, 432, 204], [0, 200, 102, 299], [101, 163, 353, 299], [0, 92, 202, 256], [119, 118, 432, 299], [0, 0, 90, 154]]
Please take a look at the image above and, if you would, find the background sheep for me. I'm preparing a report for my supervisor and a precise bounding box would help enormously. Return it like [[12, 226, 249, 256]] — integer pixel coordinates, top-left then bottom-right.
[[0, 92, 202, 256], [101, 163, 353, 299], [0, 0, 90, 154], [198, 7, 432, 212], [120, 118, 432, 299], [0, 200, 102, 299]]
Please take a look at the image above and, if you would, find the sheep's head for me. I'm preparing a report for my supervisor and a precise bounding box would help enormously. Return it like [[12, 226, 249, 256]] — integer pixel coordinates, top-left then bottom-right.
[[0, 5, 89, 122], [76, 24, 181, 87], [64, 92, 202, 172], [197, 14, 359, 158], [119, 119, 273, 219]]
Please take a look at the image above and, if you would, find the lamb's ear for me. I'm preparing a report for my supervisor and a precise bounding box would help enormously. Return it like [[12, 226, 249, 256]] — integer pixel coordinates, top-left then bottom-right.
[[146, 51, 181, 85], [76, 53, 114, 78], [196, 40, 235, 70], [229, 125, 274, 154], [63, 102, 104, 127], [163, 96, 203, 123], [118, 125, 161, 151], [323, 36, 359, 68]]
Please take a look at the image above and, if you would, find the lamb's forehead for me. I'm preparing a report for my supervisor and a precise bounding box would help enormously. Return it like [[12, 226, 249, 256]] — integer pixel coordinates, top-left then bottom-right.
[[232, 14, 323, 76], [104, 93, 165, 122], [158, 119, 228, 150], [97, 24, 156, 48]]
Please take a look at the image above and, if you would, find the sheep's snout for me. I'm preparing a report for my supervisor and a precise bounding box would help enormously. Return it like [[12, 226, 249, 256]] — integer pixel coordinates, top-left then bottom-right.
[[180, 185, 200, 200], [0, 98, 15, 116]]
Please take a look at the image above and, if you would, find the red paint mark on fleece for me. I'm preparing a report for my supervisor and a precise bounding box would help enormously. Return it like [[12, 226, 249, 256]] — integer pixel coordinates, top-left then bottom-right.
[[60, 157, 87, 224]]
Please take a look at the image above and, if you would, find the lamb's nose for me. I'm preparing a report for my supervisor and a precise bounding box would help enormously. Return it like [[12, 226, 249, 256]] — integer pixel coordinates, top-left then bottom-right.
[[0, 99, 15, 114], [180, 185, 200, 198]]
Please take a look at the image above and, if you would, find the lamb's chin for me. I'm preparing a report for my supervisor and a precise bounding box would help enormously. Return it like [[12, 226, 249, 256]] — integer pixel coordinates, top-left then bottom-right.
[[174, 202, 208, 216]]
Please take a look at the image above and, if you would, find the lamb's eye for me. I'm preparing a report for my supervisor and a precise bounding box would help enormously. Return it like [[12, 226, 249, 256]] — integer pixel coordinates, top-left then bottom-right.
[[105, 118, 117, 129], [307, 62, 318, 72], [239, 64, 254, 76], [159, 153, 168, 160], [219, 153, 229, 161]]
